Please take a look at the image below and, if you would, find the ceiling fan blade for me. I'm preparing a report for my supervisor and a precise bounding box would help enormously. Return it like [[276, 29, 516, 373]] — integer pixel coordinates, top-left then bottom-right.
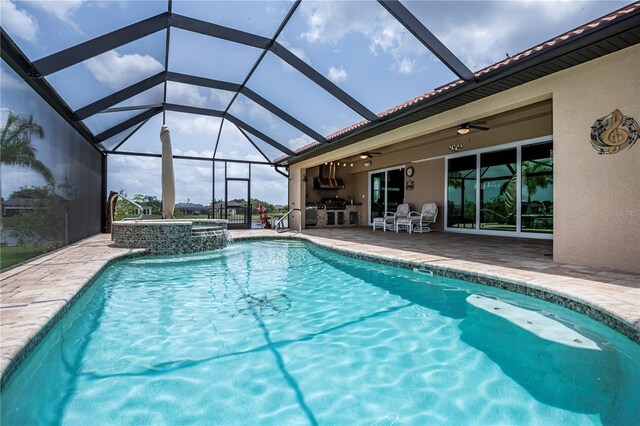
[[469, 124, 489, 131]]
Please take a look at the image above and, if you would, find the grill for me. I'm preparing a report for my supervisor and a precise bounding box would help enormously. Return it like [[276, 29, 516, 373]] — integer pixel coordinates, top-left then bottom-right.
[[320, 197, 347, 210]]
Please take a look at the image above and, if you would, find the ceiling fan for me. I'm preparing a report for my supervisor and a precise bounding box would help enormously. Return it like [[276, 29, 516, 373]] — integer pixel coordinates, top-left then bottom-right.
[[457, 121, 489, 135], [359, 151, 382, 159]]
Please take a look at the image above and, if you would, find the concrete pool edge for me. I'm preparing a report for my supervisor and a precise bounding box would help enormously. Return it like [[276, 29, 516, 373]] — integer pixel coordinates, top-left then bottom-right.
[[1, 232, 638, 388], [0, 237, 148, 389]]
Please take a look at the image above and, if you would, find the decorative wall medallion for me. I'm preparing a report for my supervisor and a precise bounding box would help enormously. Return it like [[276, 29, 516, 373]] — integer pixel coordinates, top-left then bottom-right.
[[590, 109, 638, 154]]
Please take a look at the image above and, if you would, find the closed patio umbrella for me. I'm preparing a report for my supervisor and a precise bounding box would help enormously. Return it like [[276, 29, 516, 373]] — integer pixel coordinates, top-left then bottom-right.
[[160, 125, 175, 219]]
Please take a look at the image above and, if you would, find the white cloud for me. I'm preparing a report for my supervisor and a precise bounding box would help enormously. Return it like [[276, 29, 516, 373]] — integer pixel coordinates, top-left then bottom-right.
[[287, 134, 312, 149], [299, 1, 423, 74], [171, 114, 222, 136], [396, 57, 415, 75], [0, 67, 27, 91], [1, 0, 38, 42], [26, 0, 84, 31], [428, 0, 606, 70], [166, 81, 207, 108], [173, 148, 215, 158], [326, 66, 347, 83], [85, 50, 164, 89], [208, 89, 233, 110], [300, 1, 378, 44]]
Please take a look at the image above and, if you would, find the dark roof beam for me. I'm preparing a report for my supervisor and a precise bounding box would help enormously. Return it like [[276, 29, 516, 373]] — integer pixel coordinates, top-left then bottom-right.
[[167, 71, 242, 92], [95, 107, 163, 142], [101, 104, 164, 113], [377, 0, 475, 82], [166, 72, 325, 144], [33, 13, 169, 76], [108, 150, 272, 165], [242, 87, 327, 143], [165, 103, 224, 118], [162, 0, 173, 125], [235, 124, 273, 164], [74, 72, 165, 120], [225, 115, 296, 156], [110, 118, 151, 152], [170, 13, 271, 49], [161, 104, 295, 157]]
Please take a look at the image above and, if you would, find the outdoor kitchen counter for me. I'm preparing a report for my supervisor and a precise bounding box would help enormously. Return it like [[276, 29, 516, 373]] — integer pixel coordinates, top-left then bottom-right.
[[316, 205, 362, 227]]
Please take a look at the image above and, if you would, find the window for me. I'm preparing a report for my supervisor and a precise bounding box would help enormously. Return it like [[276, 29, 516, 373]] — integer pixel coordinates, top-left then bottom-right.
[[521, 142, 553, 233], [445, 138, 552, 238]]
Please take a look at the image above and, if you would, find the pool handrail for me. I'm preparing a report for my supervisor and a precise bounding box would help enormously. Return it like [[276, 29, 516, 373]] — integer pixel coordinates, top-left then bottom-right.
[[110, 193, 144, 240], [276, 208, 302, 234]]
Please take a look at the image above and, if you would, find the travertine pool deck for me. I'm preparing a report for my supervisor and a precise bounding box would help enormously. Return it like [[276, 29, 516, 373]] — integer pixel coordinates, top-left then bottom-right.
[[1, 228, 639, 382]]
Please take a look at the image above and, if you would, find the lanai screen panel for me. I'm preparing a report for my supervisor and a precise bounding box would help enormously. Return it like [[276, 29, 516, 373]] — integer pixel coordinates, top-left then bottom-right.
[[242, 133, 291, 163], [107, 155, 163, 201], [162, 111, 220, 157], [116, 114, 165, 154], [169, 29, 263, 84], [172, 0, 292, 37], [99, 126, 144, 152], [277, 0, 459, 114], [215, 120, 270, 162], [173, 158, 213, 207], [247, 52, 365, 139], [45, 31, 167, 111], [105, 84, 166, 111], [0, 0, 167, 61], [166, 82, 234, 111], [227, 93, 315, 152]]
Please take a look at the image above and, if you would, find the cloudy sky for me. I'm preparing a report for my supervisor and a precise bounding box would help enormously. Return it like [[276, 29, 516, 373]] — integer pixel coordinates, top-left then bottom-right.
[[1, 0, 631, 205]]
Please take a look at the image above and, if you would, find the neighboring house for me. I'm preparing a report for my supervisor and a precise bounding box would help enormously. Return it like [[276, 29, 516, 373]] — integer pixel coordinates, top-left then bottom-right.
[[1, 198, 40, 217], [275, 205, 284, 214], [213, 201, 245, 216], [132, 204, 152, 216], [175, 203, 207, 215]]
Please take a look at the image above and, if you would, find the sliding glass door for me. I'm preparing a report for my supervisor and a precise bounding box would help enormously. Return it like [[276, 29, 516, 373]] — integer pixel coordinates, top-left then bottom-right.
[[480, 148, 517, 232], [445, 138, 553, 238], [447, 156, 476, 229], [369, 167, 404, 223]]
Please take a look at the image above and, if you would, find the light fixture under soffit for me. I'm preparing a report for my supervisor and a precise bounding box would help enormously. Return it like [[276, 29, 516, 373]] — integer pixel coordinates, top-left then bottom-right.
[[359, 151, 381, 159], [457, 126, 470, 135], [363, 160, 372, 167], [457, 121, 489, 135]]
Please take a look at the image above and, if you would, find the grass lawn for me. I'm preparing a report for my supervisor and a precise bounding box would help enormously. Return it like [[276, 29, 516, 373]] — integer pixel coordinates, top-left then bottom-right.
[[1, 243, 59, 270]]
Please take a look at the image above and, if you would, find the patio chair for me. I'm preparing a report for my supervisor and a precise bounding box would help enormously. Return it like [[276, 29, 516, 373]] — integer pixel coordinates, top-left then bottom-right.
[[397, 203, 438, 234], [372, 203, 410, 232]]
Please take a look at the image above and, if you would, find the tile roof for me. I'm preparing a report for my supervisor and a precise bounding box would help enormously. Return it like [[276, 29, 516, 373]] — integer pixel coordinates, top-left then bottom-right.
[[276, 1, 640, 163]]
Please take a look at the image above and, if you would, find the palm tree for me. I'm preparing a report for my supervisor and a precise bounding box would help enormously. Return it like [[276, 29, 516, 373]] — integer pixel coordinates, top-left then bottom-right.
[[1, 111, 53, 184]]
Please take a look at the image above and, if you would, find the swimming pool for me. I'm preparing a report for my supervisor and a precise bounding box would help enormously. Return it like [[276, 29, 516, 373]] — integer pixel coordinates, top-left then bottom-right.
[[2, 240, 639, 424]]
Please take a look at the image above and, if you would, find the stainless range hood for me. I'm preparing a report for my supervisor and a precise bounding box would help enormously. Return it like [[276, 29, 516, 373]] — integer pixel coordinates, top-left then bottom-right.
[[313, 163, 345, 190]]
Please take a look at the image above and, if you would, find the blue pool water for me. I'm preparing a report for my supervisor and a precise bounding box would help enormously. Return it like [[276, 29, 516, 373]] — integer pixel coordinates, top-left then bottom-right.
[[2, 240, 639, 425]]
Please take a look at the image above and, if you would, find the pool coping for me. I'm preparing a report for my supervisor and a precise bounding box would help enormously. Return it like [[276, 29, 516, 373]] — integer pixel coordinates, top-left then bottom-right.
[[1, 232, 638, 389]]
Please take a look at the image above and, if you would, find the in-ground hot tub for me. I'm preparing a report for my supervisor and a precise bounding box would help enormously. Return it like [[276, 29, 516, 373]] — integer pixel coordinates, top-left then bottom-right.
[[112, 219, 231, 254]]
